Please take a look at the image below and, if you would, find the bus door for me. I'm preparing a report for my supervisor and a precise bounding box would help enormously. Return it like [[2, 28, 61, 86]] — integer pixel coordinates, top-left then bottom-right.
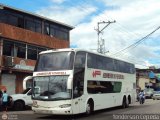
[[72, 51, 86, 114], [72, 89, 85, 114], [112, 81, 122, 106]]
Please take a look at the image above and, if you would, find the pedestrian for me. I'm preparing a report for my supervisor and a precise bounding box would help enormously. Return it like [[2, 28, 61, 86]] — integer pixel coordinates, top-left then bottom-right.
[[0, 89, 3, 111], [139, 90, 145, 104], [2, 90, 8, 111]]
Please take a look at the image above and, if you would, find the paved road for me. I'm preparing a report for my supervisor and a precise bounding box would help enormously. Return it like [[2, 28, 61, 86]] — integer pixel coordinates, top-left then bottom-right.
[[1, 99, 160, 120]]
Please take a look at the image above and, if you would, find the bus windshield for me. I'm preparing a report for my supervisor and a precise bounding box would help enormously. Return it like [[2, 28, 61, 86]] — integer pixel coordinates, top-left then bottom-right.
[[35, 51, 74, 71], [32, 76, 71, 100]]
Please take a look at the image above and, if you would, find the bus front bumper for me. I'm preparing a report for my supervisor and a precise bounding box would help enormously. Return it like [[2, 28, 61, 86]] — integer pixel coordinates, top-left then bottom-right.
[[32, 106, 72, 115]]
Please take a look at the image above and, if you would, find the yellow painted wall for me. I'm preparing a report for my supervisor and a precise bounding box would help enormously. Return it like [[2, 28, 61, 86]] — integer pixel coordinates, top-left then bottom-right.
[[138, 77, 150, 90]]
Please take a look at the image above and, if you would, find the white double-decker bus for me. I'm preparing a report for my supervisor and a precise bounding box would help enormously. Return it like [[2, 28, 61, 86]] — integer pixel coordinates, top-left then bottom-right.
[[31, 48, 136, 115]]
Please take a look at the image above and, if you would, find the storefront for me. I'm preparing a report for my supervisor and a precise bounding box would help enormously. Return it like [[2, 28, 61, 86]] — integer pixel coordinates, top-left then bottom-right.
[[0, 4, 73, 94]]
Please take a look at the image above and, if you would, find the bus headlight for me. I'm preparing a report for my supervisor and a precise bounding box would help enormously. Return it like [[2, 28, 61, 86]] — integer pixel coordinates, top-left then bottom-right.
[[33, 100, 38, 107], [59, 104, 71, 108]]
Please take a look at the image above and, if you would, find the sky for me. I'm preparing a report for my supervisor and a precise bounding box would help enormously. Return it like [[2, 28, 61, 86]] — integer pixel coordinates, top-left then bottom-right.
[[1, 0, 160, 69]]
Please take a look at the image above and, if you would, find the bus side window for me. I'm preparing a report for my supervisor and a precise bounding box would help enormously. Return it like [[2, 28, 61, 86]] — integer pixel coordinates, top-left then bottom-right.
[[74, 57, 82, 68], [87, 53, 97, 68], [73, 51, 86, 98], [87, 81, 97, 94]]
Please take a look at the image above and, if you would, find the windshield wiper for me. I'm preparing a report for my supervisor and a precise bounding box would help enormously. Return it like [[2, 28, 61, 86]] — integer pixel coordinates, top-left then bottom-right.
[[51, 97, 69, 100]]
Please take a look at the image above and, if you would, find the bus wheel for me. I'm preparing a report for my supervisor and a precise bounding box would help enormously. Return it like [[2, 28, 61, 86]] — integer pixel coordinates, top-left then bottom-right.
[[126, 98, 129, 108], [86, 101, 93, 115], [122, 98, 126, 109]]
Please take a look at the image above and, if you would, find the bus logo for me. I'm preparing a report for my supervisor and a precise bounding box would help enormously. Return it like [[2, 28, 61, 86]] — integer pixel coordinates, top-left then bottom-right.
[[92, 70, 101, 77], [103, 73, 124, 79]]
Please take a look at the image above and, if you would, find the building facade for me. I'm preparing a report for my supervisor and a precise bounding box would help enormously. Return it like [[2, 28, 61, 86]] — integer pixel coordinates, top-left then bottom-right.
[[0, 4, 73, 94], [136, 68, 160, 91]]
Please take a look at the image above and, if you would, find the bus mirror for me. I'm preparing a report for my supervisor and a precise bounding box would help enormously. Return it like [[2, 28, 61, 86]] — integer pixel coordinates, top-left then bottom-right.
[[23, 76, 33, 90]]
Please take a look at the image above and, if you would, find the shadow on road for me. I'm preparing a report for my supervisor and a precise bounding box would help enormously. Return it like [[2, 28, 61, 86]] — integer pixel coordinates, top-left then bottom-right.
[[37, 104, 152, 120], [36, 106, 127, 120]]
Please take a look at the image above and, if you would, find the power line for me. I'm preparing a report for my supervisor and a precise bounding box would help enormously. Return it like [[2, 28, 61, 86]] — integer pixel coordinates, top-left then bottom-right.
[[114, 23, 142, 39], [111, 26, 160, 56]]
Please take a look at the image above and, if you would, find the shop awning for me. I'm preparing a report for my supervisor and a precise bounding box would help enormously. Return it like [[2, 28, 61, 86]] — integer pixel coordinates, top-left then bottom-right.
[[149, 71, 155, 79]]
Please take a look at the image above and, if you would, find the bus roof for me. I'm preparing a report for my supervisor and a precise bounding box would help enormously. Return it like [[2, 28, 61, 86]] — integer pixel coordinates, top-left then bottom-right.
[[39, 48, 134, 65]]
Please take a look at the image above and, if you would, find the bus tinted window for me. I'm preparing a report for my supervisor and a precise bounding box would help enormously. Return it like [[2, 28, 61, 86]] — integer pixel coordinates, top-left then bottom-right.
[[104, 57, 115, 71], [87, 53, 135, 74], [74, 51, 86, 68], [73, 52, 86, 98], [97, 56, 104, 69], [35, 51, 75, 71], [87, 53, 96, 68], [87, 81, 122, 94]]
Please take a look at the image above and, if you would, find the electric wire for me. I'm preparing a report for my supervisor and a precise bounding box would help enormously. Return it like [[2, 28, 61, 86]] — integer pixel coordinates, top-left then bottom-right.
[[110, 26, 160, 56]]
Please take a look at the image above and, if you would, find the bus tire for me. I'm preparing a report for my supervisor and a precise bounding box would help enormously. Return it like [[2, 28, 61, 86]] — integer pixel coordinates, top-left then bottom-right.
[[128, 95, 131, 104], [86, 100, 93, 115], [126, 98, 129, 108], [122, 97, 126, 109]]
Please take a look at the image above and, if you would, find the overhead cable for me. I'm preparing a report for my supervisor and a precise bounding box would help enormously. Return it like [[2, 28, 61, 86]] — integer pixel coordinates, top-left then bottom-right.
[[111, 26, 160, 56]]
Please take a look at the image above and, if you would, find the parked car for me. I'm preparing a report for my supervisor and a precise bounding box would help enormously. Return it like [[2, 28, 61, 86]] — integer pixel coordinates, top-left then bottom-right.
[[152, 91, 160, 100], [10, 88, 32, 111], [144, 88, 154, 98]]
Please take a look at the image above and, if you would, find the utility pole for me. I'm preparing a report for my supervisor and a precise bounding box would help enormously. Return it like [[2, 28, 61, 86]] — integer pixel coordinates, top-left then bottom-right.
[[95, 20, 116, 54]]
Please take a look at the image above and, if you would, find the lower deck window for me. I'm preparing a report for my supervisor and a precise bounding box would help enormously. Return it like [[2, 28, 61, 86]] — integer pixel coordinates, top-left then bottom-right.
[[87, 81, 122, 94]]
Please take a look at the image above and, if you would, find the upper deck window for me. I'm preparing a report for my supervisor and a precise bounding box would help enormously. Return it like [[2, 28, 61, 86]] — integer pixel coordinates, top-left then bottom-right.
[[35, 51, 75, 71], [87, 53, 135, 74]]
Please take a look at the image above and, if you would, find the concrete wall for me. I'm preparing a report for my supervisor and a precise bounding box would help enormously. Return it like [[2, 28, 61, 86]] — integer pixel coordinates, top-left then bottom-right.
[[137, 77, 150, 90]]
